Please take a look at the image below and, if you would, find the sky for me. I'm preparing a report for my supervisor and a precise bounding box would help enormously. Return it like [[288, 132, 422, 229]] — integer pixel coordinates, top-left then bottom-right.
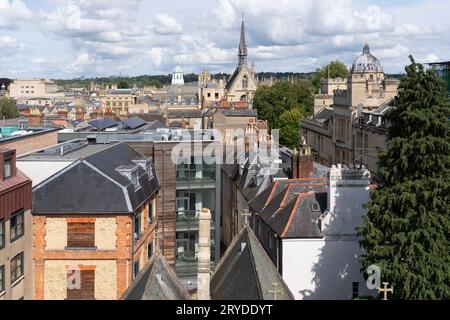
[[0, 0, 449, 79]]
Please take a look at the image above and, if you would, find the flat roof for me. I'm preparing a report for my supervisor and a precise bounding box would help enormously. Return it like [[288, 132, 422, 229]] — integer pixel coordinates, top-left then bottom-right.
[[18, 139, 114, 161], [0, 128, 59, 144]]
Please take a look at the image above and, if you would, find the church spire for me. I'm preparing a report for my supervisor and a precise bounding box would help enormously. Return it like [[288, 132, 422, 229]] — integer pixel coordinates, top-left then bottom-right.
[[238, 14, 248, 70]]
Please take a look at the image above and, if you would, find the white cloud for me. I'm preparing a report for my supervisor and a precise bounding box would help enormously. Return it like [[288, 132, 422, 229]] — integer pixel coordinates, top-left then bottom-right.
[[3, 0, 450, 78], [0, 0, 32, 29], [0, 36, 25, 56], [153, 13, 183, 35], [424, 53, 440, 63]]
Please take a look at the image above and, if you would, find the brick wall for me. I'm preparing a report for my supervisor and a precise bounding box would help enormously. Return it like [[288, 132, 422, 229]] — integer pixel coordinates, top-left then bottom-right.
[[0, 130, 58, 156]]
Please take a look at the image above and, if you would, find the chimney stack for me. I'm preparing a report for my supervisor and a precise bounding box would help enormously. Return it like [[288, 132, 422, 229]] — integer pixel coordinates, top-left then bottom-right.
[[197, 208, 211, 300], [292, 136, 314, 178]]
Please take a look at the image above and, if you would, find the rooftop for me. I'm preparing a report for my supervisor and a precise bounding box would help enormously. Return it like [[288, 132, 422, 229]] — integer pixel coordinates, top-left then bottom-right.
[[18, 139, 113, 162]]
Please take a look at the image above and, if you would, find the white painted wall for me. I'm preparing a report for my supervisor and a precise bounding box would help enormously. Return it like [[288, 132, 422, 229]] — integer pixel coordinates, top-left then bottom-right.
[[281, 165, 376, 300], [17, 161, 72, 187], [282, 238, 373, 300]]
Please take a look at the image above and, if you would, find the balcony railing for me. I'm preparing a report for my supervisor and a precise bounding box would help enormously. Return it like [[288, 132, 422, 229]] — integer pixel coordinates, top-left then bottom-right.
[[176, 167, 216, 182]]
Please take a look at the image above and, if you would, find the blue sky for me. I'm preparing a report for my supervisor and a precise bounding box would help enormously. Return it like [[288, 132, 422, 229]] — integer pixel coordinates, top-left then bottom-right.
[[0, 0, 449, 79]]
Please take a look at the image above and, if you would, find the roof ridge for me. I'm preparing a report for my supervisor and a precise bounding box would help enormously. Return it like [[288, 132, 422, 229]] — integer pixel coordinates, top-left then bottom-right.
[[246, 225, 294, 300], [245, 227, 264, 299]]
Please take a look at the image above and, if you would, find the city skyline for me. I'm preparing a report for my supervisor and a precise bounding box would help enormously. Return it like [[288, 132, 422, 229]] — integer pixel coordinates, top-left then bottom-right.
[[0, 0, 449, 79]]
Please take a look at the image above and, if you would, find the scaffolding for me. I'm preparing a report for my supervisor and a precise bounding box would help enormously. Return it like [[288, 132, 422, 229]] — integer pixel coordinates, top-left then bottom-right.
[[427, 61, 450, 97]]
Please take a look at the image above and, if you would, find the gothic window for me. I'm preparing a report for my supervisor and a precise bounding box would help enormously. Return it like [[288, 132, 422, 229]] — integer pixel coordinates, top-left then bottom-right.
[[242, 75, 248, 89], [240, 95, 247, 102]]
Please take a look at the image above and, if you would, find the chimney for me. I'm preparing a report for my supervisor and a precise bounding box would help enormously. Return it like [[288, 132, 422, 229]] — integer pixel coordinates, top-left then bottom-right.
[[197, 208, 211, 300], [292, 137, 314, 179], [299, 136, 314, 178], [292, 148, 299, 179]]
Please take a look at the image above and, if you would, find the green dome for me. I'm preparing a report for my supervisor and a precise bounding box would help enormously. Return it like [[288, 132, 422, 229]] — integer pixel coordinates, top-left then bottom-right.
[[173, 65, 183, 73]]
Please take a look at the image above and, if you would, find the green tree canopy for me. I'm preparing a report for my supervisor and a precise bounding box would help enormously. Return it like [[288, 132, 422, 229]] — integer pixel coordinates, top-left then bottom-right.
[[279, 108, 303, 149], [117, 80, 130, 89], [0, 97, 19, 119], [358, 56, 450, 299], [312, 60, 349, 91], [253, 81, 313, 131], [144, 79, 163, 89]]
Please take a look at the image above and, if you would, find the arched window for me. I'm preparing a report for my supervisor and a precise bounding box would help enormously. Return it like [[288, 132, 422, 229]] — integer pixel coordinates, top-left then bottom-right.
[[242, 75, 248, 89], [240, 95, 247, 101]]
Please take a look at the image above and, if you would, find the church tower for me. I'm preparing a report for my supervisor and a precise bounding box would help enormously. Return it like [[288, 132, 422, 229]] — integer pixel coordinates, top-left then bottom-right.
[[238, 18, 248, 70], [171, 63, 184, 86]]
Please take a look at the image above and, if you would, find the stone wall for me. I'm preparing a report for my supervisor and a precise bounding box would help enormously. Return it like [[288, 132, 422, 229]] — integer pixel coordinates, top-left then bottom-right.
[[43, 260, 117, 300]]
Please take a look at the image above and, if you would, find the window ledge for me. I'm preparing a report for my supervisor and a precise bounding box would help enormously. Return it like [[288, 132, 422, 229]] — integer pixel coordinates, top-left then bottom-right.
[[11, 275, 25, 288], [10, 234, 24, 243], [64, 246, 98, 251]]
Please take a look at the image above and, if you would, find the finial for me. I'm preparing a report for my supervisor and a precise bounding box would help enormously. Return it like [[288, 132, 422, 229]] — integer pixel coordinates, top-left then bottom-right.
[[363, 43, 370, 54]]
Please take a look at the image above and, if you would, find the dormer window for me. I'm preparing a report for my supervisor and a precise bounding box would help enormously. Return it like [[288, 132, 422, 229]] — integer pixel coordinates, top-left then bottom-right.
[[311, 201, 321, 212], [3, 158, 12, 179], [132, 157, 153, 180], [115, 165, 141, 191]]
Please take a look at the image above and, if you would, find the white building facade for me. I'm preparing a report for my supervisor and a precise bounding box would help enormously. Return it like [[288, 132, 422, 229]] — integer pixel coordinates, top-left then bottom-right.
[[281, 165, 376, 300]]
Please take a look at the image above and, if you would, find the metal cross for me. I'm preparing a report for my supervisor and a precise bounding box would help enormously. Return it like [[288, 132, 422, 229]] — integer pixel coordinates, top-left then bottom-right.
[[267, 283, 283, 300], [378, 282, 393, 300], [241, 209, 252, 226]]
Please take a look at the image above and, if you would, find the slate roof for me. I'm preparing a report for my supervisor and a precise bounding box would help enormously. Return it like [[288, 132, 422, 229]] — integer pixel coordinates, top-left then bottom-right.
[[32, 143, 159, 214], [121, 252, 191, 300], [211, 225, 294, 300], [146, 120, 168, 131], [166, 109, 203, 119], [219, 109, 258, 117]]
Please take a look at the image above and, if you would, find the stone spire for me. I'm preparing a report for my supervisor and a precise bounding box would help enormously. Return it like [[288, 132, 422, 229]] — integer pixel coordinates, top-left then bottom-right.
[[238, 15, 248, 70]]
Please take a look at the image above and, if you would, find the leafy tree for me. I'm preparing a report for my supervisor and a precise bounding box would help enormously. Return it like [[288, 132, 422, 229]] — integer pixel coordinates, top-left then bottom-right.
[[0, 97, 19, 119], [358, 56, 450, 300], [144, 79, 163, 88], [312, 60, 349, 91], [117, 80, 130, 89], [279, 108, 303, 149], [253, 81, 313, 131]]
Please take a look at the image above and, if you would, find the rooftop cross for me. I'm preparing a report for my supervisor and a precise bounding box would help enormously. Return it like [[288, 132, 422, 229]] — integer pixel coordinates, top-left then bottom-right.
[[267, 282, 283, 300], [378, 282, 393, 300], [241, 209, 252, 226]]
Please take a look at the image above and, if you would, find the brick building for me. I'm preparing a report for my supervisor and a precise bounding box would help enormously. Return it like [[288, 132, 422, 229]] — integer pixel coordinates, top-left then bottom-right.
[[31, 143, 159, 300]]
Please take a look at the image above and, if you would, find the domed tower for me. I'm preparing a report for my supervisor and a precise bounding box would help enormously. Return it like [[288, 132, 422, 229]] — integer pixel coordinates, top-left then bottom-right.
[[0, 83, 6, 96], [171, 63, 184, 86], [348, 43, 387, 104]]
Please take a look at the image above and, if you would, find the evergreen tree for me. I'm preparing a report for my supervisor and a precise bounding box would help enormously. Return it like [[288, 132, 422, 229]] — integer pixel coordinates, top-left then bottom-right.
[[358, 56, 450, 299]]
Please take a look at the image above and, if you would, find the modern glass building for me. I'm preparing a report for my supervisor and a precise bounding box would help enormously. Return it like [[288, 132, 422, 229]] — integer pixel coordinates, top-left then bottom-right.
[[428, 61, 450, 97], [174, 157, 218, 276]]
